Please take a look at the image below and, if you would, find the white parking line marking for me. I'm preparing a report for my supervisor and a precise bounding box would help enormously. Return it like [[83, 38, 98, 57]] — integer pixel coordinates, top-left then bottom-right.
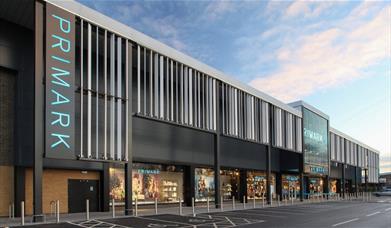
[[224, 216, 235, 226], [366, 211, 381, 217], [385, 208, 391, 211], [332, 218, 359, 227]]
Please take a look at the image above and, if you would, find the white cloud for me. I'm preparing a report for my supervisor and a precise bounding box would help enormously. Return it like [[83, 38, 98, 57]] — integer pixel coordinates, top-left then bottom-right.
[[284, 1, 337, 19], [204, 0, 236, 20], [139, 16, 188, 52], [249, 4, 390, 102]]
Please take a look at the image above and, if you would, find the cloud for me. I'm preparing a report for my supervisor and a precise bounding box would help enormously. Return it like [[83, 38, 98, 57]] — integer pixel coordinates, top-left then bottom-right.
[[248, 4, 390, 102], [204, 0, 236, 20], [284, 1, 337, 19]]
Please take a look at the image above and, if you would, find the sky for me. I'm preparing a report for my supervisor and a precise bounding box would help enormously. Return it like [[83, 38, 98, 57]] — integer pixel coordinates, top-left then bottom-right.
[[77, 0, 391, 173]]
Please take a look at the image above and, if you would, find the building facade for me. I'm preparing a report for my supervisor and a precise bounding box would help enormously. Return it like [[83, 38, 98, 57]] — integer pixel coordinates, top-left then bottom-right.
[[0, 0, 380, 219]]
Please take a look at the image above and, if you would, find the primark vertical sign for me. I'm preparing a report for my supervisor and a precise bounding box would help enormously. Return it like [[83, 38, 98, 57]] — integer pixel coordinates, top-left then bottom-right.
[[45, 4, 75, 159]]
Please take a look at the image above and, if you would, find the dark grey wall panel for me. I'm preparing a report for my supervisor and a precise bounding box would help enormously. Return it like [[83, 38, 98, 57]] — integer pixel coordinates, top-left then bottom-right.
[[330, 163, 342, 178], [279, 149, 301, 173], [0, 19, 34, 166], [133, 116, 214, 166], [220, 136, 267, 170], [271, 148, 280, 172]]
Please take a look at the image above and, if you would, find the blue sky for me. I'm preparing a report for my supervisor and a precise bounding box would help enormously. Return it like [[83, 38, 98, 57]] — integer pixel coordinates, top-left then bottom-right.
[[78, 0, 391, 172]]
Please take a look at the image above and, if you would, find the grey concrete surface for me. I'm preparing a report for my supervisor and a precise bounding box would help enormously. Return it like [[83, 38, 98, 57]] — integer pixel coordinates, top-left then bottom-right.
[[2, 196, 390, 227]]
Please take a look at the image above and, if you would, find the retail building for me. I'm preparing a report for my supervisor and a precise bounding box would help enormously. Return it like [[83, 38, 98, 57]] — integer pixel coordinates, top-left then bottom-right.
[[0, 0, 380, 219]]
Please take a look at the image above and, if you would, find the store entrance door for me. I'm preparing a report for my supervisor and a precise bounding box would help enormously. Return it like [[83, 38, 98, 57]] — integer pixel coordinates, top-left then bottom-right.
[[68, 179, 99, 213]]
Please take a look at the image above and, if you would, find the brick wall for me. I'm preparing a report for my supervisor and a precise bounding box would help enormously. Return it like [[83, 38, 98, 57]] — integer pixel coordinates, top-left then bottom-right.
[[0, 68, 15, 165], [25, 169, 100, 215], [0, 166, 14, 216]]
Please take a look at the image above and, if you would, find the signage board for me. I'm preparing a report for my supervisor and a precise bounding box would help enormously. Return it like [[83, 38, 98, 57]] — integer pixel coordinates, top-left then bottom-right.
[[45, 4, 75, 159]]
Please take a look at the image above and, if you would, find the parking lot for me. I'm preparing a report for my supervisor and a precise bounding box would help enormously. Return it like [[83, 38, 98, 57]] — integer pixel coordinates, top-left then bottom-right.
[[8, 196, 391, 228]]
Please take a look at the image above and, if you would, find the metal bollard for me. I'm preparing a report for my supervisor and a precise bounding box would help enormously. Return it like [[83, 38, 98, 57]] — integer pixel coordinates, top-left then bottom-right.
[[291, 196, 294, 205], [12, 202, 14, 218], [221, 196, 224, 212], [270, 195, 273, 207], [232, 196, 235, 210], [112, 198, 115, 218], [56, 200, 60, 223], [207, 197, 210, 213], [243, 195, 246, 209], [86, 199, 90, 220], [192, 197, 195, 217], [179, 198, 182, 215], [9, 204, 12, 219], [135, 197, 138, 217], [21, 201, 25, 226], [277, 195, 280, 207], [253, 197, 256, 208], [155, 198, 158, 215], [262, 195, 265, 208]]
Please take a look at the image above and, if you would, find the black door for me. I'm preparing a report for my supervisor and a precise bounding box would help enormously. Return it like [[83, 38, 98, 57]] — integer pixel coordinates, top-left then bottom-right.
[[68, 179, 99, 213]]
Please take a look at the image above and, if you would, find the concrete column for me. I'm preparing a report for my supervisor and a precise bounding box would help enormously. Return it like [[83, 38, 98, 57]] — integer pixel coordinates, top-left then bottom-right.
[[214, 82, 221, 208], [33, 1, 45, 222]]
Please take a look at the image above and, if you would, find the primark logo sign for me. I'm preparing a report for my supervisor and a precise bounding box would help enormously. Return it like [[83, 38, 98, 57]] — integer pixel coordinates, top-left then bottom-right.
[[45, 4, 75, 159]]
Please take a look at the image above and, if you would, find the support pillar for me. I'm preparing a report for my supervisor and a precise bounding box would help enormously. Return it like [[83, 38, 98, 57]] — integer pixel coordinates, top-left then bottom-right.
[[33, 1, 44, 222], [299, 173, 304, 201], [124, 163, 133, 215], [101, 163, 110, 212], [214, 82, 221, 208], [239, 170, 247, 203], [266, 106, 273, 204], [184, 166, 195, 206], [124, 40, 133, 216], [14, 166, 25, 217], [276, 173, 282, 201], [341, 164, 346, 198]]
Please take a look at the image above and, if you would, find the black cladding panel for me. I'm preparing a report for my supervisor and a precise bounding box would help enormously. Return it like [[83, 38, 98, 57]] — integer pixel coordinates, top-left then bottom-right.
[[279, 149, 301, 173], [220, 136, 267, 170], [330, 163, 343, 179], [133, 116, 214, 166]]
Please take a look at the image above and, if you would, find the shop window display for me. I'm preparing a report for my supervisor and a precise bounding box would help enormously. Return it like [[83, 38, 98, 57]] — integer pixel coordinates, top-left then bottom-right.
[[220, 170, 240, 200], [309, 177, 323, 194], [109, 163, 184, 205], [330, 179, 338, 194], [247, 171, 276, 199], [195, 168, 215, 202], [109, 168, 125, 203], [282, 175, 300, 197]]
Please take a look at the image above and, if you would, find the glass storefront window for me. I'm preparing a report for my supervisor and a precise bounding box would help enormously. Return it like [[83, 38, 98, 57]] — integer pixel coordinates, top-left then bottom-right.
[[309, 177, 323, 194], [109, 167, 125, 203], [109, 163, 184, 205], [303, 108, 329, 175], [330, 179, 338, 194], [220, 169, 240, 200], [247, 171, 276, 199], [133, 163, 184, 204], [195, 168, 215, 202], [282, 175, 300, 197]]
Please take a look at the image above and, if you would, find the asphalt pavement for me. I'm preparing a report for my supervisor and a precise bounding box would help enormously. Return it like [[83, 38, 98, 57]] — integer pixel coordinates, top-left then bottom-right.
[[7, 197, 391, 228]]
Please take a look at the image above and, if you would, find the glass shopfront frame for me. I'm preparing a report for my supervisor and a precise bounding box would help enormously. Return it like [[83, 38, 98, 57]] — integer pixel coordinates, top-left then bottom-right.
[[247, 171, 276, 199], [195, 168, 215, 202], [109, 163, 184, 205], [303, 108, 329, 176], [282, 175, 300, 198], [220, 169, 240, 201], [308, 177, 324, 194]]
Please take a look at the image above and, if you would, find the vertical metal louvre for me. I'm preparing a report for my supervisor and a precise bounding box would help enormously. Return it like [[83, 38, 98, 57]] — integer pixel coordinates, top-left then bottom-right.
[[77, 19, 128, 161]]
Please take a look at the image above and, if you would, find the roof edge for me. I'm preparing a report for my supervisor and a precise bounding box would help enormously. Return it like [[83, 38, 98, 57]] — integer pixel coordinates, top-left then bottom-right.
[[45, 0, 302, 117], [330, 127, 380, 154], [288, 100, 329, 120]]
